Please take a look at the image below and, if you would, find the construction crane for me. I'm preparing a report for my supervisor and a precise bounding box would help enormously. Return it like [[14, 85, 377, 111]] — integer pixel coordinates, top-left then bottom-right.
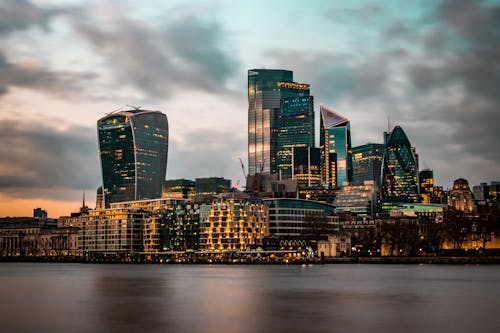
[[238, 157, 247, 187]]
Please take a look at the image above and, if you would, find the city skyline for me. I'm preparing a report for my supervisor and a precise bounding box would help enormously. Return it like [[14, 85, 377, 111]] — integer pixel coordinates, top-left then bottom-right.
[[1, 0, 499, 217]]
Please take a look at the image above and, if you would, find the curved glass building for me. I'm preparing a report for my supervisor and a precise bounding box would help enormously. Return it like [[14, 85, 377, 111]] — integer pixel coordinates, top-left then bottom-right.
[[381, 125, 419, 204], [98, 109, 168, 207]]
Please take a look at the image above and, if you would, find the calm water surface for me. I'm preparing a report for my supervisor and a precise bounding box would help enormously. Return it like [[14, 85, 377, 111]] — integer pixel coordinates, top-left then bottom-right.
[[0, 263, 499, 333]]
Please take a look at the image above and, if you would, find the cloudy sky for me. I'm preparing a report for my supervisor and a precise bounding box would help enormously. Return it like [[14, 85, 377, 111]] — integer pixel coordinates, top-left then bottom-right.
[[0, 0, 499, 217]]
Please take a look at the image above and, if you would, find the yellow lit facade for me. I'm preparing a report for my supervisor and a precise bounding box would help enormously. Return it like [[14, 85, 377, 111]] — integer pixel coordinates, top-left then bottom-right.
[[199, 199, 268, 251]]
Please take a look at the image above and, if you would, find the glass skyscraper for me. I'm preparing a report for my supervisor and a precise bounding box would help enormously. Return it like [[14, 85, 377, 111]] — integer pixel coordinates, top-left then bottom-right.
[[320, 105, 352, 188], [98, 109, 168, 207], [276, 96, 314, 179], [248, 69, 310, 176], [352, 143, 385, 189], [381, 125, 419, 204], [292, 146, 321, 187]]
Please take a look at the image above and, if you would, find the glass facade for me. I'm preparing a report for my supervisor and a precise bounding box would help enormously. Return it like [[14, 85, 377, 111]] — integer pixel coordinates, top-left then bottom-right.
[[276, 96, 314, 179], [163, 179, 195, 199], [98, 110, 168, 207], [333, 181, 377, 216], [195, 177, 231, 195], [352, 143, 385, 189], [248, 69, 310, 175], [320, 105, 352, 188], [381, 126, 419, 204], [292, 146, 321, 188]]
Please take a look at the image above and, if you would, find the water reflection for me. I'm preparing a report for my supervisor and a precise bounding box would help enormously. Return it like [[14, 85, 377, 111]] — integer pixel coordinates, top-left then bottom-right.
[[0, 264, 499, 333]]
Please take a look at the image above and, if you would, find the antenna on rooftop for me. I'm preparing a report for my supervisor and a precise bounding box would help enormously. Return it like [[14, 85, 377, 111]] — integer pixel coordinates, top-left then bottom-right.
[[126, 104, 142, 110]]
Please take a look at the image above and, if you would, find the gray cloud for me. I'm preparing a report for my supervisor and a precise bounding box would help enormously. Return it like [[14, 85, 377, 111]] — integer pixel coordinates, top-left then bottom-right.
[[0, 0, 58, 34], [72, 9, 239, 99], [0, 52, 94, 97], [0, 119, 100, 199], [405, 0, 500, 164]]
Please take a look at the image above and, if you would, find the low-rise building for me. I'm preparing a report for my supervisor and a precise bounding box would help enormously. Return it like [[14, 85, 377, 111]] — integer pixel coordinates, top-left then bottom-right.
[[199, 198, 268, 251]]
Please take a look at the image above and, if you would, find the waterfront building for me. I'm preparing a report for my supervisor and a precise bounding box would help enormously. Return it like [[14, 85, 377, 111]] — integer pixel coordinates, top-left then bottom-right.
[[319, 105, 352, 188], [195, 177, 231, 195], [79, 198, 200, 256], [276, 96, 314, 179], [248, 69, 310, 176], [97, 109, 168, 207], [352, 143, 385, 189], [381, 126, 419, 206], [263, 198, 338, 249], [0, 218, 79, 257], [448, 178, 475, 213], [292, 146, 321, 188], [163, 179, 195, 199], [334, 181, 377, 216], [199, 198, 268, 251], [317, 235, 351, 257]]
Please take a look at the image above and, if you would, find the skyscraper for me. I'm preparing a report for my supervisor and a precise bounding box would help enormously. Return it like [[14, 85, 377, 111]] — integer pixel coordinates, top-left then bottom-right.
[[98, 109, 168, 207], [352, 143, 385, 189], [248, 69, 310, 176], [381, 125, 419, 204], [276, 96, 314, 179], [320, 105, 352, 188], [292, 146, 321, 187]]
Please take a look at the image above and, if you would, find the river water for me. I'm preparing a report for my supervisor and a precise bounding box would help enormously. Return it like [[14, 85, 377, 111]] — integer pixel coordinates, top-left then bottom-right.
[[0, 263, 499, 333]]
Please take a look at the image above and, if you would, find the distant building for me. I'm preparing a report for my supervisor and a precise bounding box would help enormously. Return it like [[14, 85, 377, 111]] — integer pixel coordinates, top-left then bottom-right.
[[381, 125, 419, 206], [334, 181, 377, 216], [292, 146, 321, 188], [276, 96, 315, 179], [33, 208, 47, 221], [199, 198, 268, 251], [195, 177, 231, 195], [352, 143, 385, 189], [419, 170, 443, 204], [97, 109, 168, 207], [248, 69, 311, 175], [320, 105, 352, 188], [448, 178, 474, 213], [473, 181, 500, 202], [163, 179, 195, 199]]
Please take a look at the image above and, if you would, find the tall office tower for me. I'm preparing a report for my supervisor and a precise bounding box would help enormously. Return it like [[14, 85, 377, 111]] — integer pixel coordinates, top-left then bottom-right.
[[292, 146, 321, 187], [352, 143, 385, 189], [98, 109, 168, 207], [381, 125, 419, 204], [276, 96, 314, 179], [248, 69, 310, 176], [320, 105, 352, 188]]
